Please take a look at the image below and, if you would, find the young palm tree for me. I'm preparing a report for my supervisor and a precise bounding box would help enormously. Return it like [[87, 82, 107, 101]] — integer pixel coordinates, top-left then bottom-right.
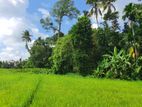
[[22, 30, 32, 53]]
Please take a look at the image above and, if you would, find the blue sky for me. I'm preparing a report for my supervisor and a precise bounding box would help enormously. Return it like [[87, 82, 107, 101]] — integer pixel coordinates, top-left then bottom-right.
[[0, 0, 140, 61]]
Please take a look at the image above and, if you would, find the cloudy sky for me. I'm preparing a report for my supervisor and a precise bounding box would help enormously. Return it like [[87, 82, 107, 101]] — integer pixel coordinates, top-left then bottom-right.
[[0, 0, 140, 61]]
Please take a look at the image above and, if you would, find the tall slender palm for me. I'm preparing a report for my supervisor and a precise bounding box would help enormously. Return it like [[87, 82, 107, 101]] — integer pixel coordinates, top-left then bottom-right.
[[86, 0, 102, 26], [22, 30, 32, 53], [102, 0, 117, 29]]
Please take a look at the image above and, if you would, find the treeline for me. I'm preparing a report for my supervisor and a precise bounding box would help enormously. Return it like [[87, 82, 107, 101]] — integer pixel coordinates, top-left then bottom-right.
[[2, 0, 142, 80], [0, 60, 22, 68]]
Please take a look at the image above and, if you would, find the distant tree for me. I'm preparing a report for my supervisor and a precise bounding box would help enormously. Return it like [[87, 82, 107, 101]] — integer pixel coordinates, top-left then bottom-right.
[[15, 58, 22, 68], [22, 30, 32, 53], [40, 0, 80, 38]]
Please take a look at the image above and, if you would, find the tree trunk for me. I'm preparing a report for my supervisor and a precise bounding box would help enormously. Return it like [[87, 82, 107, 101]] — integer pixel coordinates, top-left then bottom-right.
[[58, 16, 62, 38]]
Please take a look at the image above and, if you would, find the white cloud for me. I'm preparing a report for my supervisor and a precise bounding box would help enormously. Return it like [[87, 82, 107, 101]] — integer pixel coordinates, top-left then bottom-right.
[[38, 8, 50, 18], [31, 27, 49, 39], [0, 0, 28, 18], [0, 0, 47, 61], [0, 17, 29, 61]]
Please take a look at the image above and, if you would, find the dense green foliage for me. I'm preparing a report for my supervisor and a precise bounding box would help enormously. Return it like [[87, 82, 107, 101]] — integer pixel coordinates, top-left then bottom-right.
[[29, 37, 52, 68], [1, 69, 142, 107], [70, 16, 94, 74], [51, 16, 94, 75], [95, 47, 142, 80], [52, 35, 73, 74]]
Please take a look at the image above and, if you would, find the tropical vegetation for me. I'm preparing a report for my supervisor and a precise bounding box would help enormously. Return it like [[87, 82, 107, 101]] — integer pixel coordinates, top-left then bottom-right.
[[1, 0, 142, 80]]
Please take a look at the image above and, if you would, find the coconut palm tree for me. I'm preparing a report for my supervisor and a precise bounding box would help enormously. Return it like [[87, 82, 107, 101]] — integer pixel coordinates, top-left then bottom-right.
[[103, 0, 116, 14], [102, 0, 118, 29], [86, 0, 102, 26], [123, 3, 139, 59], [22, 30, 32, 53]]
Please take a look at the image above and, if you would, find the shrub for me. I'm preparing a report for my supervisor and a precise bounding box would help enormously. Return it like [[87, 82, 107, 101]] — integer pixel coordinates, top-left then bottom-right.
[[94, 47, 142, 80]]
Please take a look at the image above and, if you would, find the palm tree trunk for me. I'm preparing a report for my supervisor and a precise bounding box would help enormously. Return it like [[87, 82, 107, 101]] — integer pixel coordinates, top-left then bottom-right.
[[26, 42, 31, 54], [131, 21, 138, 61], [96, 17, 99, 27]]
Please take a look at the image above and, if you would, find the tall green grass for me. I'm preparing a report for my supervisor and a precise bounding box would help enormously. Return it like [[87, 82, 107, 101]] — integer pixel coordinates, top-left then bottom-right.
[[0, 69, 142, 107], [30, 75, 142, 107], [0, 71, 41, 107]]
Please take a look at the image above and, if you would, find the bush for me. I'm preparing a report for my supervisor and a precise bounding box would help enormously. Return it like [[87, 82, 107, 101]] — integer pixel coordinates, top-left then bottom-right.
[[94, 47, 142, 80]]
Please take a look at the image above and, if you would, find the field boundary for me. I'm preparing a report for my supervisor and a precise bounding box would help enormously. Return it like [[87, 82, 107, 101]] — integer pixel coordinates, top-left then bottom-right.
[[24, 77, 42, 107]]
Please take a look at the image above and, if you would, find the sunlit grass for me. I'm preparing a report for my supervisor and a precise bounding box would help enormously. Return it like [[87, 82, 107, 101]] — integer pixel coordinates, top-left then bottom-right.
[[0, 69, 142, 107], [31, 75, 142, 107], [0, 70, 41, 107]]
